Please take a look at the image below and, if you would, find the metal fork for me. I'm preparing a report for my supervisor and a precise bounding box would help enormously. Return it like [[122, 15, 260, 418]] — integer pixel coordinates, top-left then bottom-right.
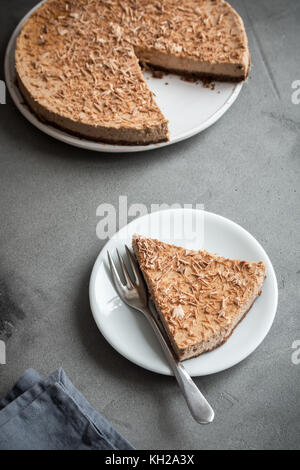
[[107, 245, 214, 424]]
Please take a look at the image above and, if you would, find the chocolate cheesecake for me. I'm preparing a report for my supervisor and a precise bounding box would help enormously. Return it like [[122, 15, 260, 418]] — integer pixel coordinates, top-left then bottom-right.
[[15, 0, 250, 145], [133, 235, 265, 361]]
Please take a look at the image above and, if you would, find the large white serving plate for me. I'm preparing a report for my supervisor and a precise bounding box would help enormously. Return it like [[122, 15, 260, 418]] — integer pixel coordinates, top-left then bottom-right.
[[89, 209, 278, 376], [5, 0, 243, 153]]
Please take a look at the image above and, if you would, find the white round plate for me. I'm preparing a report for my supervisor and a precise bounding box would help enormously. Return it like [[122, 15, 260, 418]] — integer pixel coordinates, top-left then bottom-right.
[[5, 0, 243, 154], [89, 209, 278, 376]]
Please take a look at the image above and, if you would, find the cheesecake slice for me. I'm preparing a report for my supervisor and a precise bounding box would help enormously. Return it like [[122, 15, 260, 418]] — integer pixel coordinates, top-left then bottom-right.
[[15, 4, 168, 145], [15, 0, 249, 145], [132, 235, 265, 361]]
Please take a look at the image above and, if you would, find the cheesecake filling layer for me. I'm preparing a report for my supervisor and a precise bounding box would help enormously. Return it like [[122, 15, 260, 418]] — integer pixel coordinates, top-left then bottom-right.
[[136, 50, 249, 81]]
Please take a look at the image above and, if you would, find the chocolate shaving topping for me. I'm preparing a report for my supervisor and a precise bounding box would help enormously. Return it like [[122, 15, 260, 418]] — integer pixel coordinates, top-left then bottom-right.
[[16, 0, 249, 132]]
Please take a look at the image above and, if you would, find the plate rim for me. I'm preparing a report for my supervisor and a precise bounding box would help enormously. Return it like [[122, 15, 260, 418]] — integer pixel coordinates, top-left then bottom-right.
[[89, 208, 278, 376], [5, 0, 243, 154]]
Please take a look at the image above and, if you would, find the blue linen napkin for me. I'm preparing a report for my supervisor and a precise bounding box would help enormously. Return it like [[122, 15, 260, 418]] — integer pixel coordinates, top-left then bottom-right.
[[0, 368, 134, 450]]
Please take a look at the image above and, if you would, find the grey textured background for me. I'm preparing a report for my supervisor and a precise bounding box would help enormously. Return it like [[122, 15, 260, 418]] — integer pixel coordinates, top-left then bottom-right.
[[0, 0, 299, 450]]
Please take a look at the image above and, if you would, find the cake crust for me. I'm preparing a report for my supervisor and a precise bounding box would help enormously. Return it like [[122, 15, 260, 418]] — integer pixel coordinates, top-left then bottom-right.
[[15, 0, 250, 145], [132, 235, 265, 361]]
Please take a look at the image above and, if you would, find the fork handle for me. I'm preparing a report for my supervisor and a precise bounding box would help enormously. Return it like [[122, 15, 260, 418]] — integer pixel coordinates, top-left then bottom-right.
[[145, 310, 214, 424]]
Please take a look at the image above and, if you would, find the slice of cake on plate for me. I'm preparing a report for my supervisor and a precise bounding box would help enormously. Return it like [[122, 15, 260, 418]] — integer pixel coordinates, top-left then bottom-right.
[[132, 235, 265, 361]]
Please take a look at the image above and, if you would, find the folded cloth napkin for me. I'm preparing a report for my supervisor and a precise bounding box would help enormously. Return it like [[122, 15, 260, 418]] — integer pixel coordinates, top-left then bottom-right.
[[0, 368, 134, 450]]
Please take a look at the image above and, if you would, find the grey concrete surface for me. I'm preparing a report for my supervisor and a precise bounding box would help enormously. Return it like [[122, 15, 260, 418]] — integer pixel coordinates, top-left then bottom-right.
[[0, 0, 299, 450]]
